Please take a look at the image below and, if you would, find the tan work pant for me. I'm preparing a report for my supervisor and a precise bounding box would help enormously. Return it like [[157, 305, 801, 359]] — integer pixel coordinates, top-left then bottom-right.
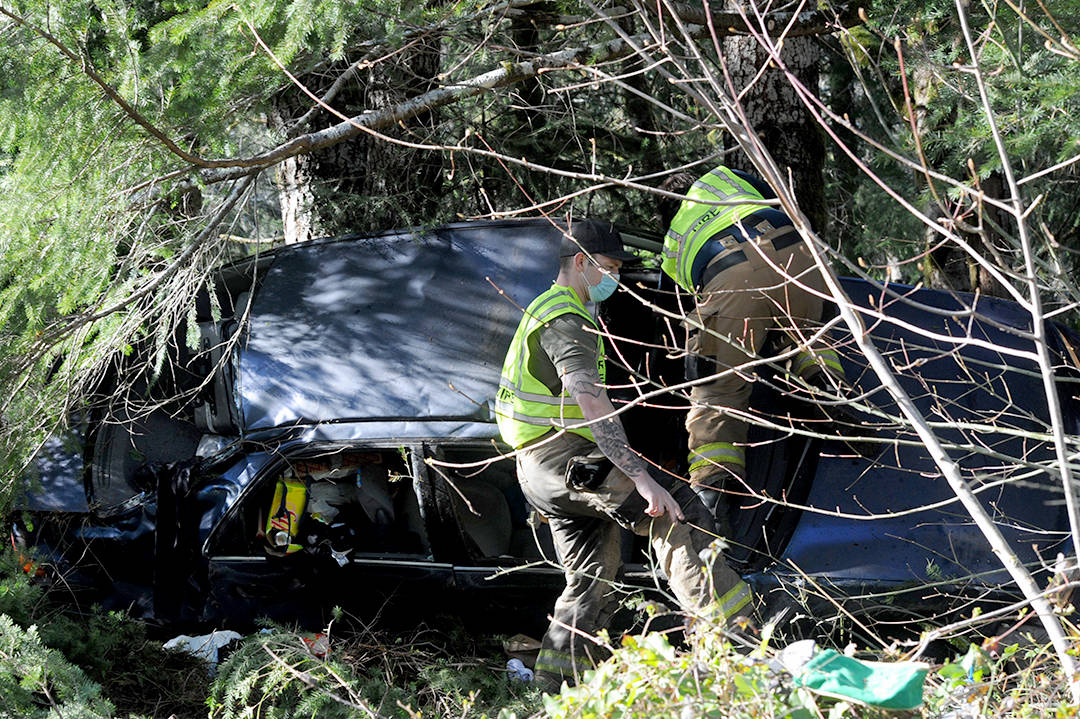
[[516, 433, 751, 689], [685, 228, 834, 485]]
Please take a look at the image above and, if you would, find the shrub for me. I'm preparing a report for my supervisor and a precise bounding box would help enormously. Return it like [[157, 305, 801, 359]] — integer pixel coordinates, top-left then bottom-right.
[[538, 629, 813, 719], [209, 619, 542, 718], [0, 613, 114, 718], [0, 547, 208, 717]]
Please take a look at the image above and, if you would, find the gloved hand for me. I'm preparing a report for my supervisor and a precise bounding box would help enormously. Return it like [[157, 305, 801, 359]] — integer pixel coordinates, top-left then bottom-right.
[[692, 484, 731, 538]]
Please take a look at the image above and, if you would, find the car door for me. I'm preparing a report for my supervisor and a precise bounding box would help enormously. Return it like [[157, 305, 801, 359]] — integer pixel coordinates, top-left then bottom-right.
[[422, 443, 563, 614], [198, 442, 454, 626]]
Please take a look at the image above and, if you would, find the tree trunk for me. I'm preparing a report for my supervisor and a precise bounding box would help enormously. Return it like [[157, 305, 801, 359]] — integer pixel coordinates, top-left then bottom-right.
[[268, 112, 320, 245], [722, 35, 827, 232], [270, 34, 444, 243]]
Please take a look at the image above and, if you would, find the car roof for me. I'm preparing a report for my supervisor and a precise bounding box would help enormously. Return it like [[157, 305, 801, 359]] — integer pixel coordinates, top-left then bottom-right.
[[235, 218, 1073, 436], [236, 219, 569, 432]]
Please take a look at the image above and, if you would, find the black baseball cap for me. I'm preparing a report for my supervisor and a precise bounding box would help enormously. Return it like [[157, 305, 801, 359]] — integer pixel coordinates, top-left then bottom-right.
[[559, 219, 635, 261]]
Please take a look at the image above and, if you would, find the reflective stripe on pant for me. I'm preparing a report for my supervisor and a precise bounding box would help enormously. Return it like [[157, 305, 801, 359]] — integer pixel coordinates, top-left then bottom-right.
[[717, 579, 753, 621], [687, 442, 745, 475], [535, 648, 583, 678], [685, 229, 832, 483], [793, 346, 843, 382]]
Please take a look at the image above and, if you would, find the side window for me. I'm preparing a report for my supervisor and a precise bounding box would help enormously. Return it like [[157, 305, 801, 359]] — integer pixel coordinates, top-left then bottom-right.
[[430, 446, 553, 562], [208, 448, 426, 560]]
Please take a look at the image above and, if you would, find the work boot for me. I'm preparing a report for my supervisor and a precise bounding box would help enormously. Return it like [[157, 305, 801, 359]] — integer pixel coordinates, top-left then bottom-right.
[[689, 476, 732, 538], [683, 602, 759, 654], [534, 670, 565, 695], [757, 588, 821, 645]]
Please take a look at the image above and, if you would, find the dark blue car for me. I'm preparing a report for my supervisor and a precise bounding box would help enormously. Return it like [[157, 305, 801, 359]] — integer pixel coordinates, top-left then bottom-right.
[[19, 220, 1079, 633]]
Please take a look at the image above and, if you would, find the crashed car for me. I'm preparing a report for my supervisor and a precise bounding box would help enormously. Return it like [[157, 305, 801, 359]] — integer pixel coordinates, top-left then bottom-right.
[[18, 219, 1079, 633]]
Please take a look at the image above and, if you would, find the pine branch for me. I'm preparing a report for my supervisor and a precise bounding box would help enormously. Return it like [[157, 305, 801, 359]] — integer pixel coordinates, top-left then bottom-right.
[[0, 4, 213, 168]]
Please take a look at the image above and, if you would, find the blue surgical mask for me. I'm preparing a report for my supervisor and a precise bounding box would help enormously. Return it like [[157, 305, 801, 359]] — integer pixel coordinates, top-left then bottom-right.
[[585, 269, 619, 303]]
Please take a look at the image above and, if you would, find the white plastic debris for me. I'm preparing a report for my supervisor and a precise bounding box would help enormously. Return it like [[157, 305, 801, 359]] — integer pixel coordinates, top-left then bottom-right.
[[163, 630, 243, 667], [771, 638, 819, 674], [506, 658, 534, 682]]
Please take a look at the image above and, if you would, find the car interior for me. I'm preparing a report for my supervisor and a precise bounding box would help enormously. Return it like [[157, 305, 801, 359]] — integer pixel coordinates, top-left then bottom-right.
[[430, 445, 555, 563], [208, 447, 428, 562]]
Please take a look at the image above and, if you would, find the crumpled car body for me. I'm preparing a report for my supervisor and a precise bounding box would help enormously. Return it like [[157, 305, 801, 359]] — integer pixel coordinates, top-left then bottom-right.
[[17, 219, 1079, 632]]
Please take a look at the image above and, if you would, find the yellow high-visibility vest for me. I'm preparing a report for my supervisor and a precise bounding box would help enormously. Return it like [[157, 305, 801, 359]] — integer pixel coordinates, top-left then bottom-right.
[[661, 165, 770, 291], [496, 285, 605, 449]]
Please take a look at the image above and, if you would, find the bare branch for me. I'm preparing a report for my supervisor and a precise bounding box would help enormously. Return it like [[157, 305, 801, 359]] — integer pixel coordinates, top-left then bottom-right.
[[954, 0, 1080, 696], [168, 3, 862, 189]]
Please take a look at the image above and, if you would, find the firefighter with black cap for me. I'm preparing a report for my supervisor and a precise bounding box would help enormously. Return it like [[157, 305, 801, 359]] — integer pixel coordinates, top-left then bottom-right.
[[496, 218, 752, 691]]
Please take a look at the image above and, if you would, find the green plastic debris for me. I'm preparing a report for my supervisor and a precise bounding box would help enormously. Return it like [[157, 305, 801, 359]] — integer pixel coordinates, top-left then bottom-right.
[[793, 649, 929, 710]]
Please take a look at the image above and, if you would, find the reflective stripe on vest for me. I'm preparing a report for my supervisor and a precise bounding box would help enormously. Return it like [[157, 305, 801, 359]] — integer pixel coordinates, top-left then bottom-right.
[[496, 285, 605, 449], [661, 166, 771, 291]]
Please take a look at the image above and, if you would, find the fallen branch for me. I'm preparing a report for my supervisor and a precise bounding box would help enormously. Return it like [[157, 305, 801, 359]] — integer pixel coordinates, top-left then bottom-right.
[[665, 1, 861, 37]]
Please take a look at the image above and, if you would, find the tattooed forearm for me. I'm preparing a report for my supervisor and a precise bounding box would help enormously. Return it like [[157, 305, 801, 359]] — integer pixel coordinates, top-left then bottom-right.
[[562, 368, 604, 400], [590, 415, 651, 479], [564, 367, 650, 480]]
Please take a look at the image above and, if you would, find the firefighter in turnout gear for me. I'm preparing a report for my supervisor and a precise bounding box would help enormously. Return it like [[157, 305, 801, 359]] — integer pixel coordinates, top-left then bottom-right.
[[496, 219, 752, 691], [658, 165, 844, 535]]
